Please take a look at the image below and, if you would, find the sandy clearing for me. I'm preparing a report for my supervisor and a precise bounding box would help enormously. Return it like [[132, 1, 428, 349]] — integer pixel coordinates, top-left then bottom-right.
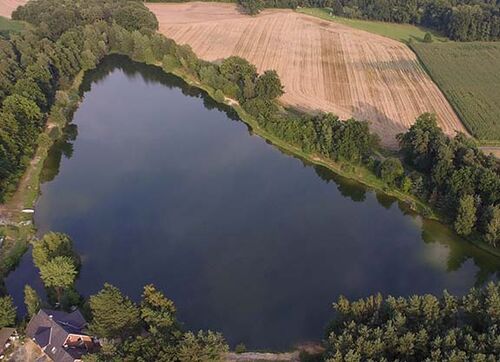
[[147, 2, 467, 147], [480, 147, 500, 159], [0, 0, 26, 18]]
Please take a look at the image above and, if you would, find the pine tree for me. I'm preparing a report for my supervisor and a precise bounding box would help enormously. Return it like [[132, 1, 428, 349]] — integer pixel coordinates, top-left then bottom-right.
[[24, 285, 41, 318], [89, 283, 141, 339]]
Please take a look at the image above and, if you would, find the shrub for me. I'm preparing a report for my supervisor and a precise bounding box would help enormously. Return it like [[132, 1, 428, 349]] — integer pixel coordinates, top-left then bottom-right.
[[214, 89, 225, 103], [235, 343, 246, 354]]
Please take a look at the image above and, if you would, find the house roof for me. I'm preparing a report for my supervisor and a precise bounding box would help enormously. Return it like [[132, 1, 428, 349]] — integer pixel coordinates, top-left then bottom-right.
[[34, 327, 51, 348], [26, 309, 90, 362]]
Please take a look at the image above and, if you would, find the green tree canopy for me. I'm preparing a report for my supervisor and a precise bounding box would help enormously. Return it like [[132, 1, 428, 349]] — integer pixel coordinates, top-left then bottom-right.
[[454, 194, 477, 236], [239, 0, 265, 15], [39, 256, 77, 302], [255, 70, 284, 100], [140, 284, 177, 335], [220, 56, 257, 85], [379, 157, 404, 186], [324, 283, 500, 361], [32, 232, 79, 269], [177, 331, 229, 362], [89, 283, 141, 339], [0, 296, 16, 327], [484, 205, 500, 247], [24, 285, 42, 318]]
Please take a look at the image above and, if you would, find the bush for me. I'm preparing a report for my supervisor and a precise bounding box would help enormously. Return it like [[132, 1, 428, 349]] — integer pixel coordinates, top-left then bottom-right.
[[213, 89, 225, 103], [235, 343, 246, 354], [162, 54, 180, 71], [378, 157, 404, 186]]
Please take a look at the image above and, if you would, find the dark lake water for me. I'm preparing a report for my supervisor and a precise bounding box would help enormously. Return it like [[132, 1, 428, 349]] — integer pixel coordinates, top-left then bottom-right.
[[6, 56, 500, 350]]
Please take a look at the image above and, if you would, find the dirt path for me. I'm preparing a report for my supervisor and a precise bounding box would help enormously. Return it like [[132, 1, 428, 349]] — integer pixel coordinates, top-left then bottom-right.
[[0, 120, 57, 222], [480, 147, 500, 159], [148, 2, 466, 148], [224, 343, 323, 361]]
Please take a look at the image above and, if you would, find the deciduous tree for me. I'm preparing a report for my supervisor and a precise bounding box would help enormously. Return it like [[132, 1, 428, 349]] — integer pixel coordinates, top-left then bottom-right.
[[39, 256, 77, 303], [454, 194, 477, 236]]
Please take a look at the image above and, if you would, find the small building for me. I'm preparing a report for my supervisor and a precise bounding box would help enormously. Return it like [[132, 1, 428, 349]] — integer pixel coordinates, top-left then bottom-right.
[[26, 309, 97, 362], [0, 327, 17, 357]]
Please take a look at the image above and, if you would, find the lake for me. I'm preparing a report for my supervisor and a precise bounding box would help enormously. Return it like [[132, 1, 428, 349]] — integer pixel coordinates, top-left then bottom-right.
[[6, 55, 500, 350]]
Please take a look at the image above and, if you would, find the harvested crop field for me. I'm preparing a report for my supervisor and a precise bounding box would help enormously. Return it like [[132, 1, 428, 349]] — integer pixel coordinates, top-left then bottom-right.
[[0, 0, 26, 18], [147, 2, 466, 147]]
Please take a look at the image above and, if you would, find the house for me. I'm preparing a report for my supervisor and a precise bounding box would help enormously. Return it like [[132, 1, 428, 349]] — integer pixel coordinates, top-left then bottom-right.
[[0, 327, 17, 357], [26, 309, 96, 362]]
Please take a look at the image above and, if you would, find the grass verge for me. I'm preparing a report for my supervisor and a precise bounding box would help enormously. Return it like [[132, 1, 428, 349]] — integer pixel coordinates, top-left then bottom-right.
[[0, 16, 25, 36], [297, 8, 445, 43]]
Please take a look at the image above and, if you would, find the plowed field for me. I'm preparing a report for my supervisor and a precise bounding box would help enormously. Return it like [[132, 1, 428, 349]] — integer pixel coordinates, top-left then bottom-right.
[[0, 0, 26, 18]]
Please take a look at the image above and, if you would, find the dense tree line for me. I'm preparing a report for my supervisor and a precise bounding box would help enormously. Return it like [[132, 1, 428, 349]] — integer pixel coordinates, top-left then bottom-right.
[[235, 0, 500, 41], [194, 54, 377, 166], [84, 283, 228, 361], [398, 114, 500, 248], [324, 282, 500, 361], [334, 0, 500, 41]]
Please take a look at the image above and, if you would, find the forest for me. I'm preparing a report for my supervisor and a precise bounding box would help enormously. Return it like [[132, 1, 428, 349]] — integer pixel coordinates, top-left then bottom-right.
[[324, 283, 500, 361]]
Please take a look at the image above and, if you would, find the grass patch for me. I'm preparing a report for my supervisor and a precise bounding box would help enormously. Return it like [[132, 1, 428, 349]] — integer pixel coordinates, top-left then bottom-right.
[[297, 8, 445, 43], [0, 225, 30, 279], [0, 16, 24, 36], [412, 42, 500, 143]]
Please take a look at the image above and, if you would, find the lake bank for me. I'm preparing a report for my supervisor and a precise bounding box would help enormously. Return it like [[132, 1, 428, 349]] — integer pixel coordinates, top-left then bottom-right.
[[1, 49, 499, 296], [6, 55, 499, 349]]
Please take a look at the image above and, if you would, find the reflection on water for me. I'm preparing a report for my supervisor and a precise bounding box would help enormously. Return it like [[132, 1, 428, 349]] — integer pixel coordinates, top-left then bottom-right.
[[40, 124, 78, 184], [6, 55, 500, 350]]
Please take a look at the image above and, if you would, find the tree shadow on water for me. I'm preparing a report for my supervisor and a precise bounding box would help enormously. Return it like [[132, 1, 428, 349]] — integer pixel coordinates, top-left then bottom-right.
[[421, 219, 500, 286], [40, 124, 78, 184], [314, 165, 367, 202]]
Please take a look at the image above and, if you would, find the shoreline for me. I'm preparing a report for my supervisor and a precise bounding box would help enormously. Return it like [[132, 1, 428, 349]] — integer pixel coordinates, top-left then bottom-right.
[[1, 53, 499, 284], [164, 63, 500, 258]]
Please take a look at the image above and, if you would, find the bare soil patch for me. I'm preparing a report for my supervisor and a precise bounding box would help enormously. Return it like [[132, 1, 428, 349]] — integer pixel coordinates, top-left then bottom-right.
[[0, 0, 26, 18], [148, 2, 466, 147], [480, 147, 500, 159]]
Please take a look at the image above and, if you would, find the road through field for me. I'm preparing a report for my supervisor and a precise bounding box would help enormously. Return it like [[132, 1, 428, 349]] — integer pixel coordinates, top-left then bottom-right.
[[0, 0, 26, 18], [148, 2, 466, 147]]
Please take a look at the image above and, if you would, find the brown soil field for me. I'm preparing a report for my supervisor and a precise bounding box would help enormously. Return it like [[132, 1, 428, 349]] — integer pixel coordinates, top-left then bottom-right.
[[0, 0, 26, 18], [147, 2, 466, 147]]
